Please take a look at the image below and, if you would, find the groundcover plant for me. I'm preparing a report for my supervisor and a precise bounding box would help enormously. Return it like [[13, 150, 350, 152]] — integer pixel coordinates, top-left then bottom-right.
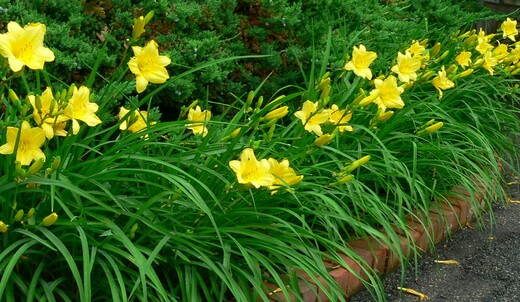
[[0, 11, 519, 302]]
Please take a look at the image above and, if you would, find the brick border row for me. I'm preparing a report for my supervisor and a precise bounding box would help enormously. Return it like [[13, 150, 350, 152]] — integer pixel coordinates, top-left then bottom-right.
[[263, 174, 499, 301]]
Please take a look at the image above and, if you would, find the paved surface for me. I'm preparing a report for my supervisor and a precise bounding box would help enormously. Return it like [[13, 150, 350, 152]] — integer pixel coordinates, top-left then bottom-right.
[[349, 175, 520, 302]]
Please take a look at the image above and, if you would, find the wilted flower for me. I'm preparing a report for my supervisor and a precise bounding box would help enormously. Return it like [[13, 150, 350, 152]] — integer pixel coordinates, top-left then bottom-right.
[[294, 101, 329, 136], [186, 105, 211, 137], [128, 40, 171, 93], [229, 148, 275, 188], [391, 51, 421, 83], [344, 44, 377, 80], [63, 85, 102, 134], [0, 21, 55, 72], [0, 121, 46, 165], [267, 158, 303, 194]]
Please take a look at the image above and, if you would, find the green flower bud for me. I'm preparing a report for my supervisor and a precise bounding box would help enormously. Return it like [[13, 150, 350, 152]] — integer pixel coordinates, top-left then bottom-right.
[[42, 213, 58, 227], [0, 221, 8, 233], [14, 209, 24, 221]]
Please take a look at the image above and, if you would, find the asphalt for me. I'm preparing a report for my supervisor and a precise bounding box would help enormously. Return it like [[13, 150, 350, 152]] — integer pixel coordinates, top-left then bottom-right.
[[348, 173, 520, 302]]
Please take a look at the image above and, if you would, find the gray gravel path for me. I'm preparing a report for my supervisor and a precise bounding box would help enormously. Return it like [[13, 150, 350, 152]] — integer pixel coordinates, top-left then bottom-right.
[[348, 176, 520, 302]]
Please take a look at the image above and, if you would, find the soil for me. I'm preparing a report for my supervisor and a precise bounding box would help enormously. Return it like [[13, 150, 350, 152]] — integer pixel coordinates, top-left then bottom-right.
[[348, 174, 520, 302]]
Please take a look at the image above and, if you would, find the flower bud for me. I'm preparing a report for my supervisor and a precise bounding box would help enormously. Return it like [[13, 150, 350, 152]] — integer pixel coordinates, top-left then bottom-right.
[[0, 221, 8, 233], [27, 208, 35, 219], [27, 158, 45, 175], [330, 174, 354, 186], [52, 156, 61, 171], [344, 155, 371, 173], [314, 133, 334, 147], [35, 95, 43, 112], [435, 50, 450, 63], [318, 77, 330, 90], [377, 110, 394, 122], [130, 223, 138, 233], [8, 89, 19, 103], [262, 106, 289, 121], [42, 213, 58, 227], [455, 68, 474, 78], [246, 91, 255, 108], [446, 64, 458, 75], [255, 96, 264, 110], [431, 42, 442, 57], [320, 84, 331, 100], [358, 91, 379, 107], [229, 127, 242, 139], [14, 209, 24, 221], [66, 84, 76, 100], [424, 121, 444, 133]]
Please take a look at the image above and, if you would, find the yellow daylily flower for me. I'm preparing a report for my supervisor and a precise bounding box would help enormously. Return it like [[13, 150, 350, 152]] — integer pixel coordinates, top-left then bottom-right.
[[476, 29, 494, 54], [0, 121, 46, 165], [407, 41, 426, 57], [0, 21, 55, 72], [186, 105, 211, 137], [506, 44, 520, 64], [492, 43, 509, 62], [128, 40, 171, 93], [391, 51, 421, 83], [432, 66, 455, 99], [294, 101, 329, 136], [372, 75, 405, 111], [328, 104, 353, 133], [118, 107, 154, 134], [28, 87, 70, 139], [500, 17, 518, 41], [229, 148, 275, 189], [344, 44, 377, 80], [455, 51, 472, 68], [481, 50, 498, 75], [63, 86, 102, 135], [267, 158, 303, 194]]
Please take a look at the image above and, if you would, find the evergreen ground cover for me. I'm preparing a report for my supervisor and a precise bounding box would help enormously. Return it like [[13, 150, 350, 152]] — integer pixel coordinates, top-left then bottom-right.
[[0, 1, 519, 301]]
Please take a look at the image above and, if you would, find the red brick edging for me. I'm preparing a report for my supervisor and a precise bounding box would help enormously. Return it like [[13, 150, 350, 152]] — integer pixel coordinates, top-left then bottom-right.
[[264, 175, 498, 301]]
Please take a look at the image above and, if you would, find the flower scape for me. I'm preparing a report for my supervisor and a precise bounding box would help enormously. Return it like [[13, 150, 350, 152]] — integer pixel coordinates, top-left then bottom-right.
[[0, 7, 519, 302]]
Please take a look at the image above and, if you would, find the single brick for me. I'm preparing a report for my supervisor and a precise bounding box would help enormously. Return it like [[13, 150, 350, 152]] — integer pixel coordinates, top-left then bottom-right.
[[348, 237, 388, 274]]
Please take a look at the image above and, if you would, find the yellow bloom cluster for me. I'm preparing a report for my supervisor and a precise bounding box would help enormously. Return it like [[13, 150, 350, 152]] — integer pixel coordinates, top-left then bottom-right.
[[294, 100, 354, 146], [0, 84, 101, 166], [229, 148, 303, 194]]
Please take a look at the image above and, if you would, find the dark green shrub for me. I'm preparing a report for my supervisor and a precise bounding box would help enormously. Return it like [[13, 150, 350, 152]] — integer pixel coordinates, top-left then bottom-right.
[[0, 0, 496, 114]]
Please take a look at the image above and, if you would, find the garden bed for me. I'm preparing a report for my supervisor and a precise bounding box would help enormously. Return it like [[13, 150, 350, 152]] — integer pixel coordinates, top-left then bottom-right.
[[0, 1, 519, 301]]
